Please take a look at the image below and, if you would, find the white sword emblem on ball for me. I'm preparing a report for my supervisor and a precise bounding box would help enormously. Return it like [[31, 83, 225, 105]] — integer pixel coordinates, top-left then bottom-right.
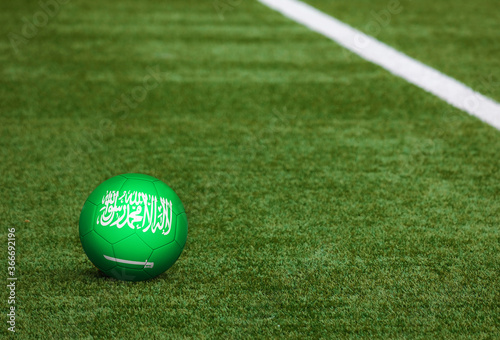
[[104, 254, 154, 268]]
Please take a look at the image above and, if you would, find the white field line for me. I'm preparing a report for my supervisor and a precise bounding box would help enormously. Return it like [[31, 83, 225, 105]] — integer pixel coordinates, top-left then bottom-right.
[[258, 0, 500, 130]]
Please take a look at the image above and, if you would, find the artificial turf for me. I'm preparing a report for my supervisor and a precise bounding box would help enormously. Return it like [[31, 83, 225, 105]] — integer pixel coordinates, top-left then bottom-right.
[[1, 0, 499, 338], [305, 0, 500, 102]]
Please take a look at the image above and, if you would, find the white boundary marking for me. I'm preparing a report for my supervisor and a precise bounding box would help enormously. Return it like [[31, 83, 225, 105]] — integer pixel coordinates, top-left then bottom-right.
[[258, 0, 500, 130], [104, 254, 154, 268]]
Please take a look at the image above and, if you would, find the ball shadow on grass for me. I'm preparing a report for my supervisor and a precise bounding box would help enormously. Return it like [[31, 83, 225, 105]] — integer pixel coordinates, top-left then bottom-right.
[[82, 266, 174, 284]]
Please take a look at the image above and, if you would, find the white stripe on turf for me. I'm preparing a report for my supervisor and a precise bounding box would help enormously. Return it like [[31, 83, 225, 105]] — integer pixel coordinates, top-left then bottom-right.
[[258, 0, 500, 130]]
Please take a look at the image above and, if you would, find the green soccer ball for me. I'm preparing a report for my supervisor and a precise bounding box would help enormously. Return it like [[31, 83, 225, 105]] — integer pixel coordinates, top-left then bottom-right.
[[79, 173, 188, 281]]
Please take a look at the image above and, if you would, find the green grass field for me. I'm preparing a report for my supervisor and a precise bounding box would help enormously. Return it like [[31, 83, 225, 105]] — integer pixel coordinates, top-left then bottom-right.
[[1, 0, 499, 338]]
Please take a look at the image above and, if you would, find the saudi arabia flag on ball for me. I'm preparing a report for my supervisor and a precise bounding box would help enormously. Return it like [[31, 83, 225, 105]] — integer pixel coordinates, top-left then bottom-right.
[[79, 173, 188, 281]]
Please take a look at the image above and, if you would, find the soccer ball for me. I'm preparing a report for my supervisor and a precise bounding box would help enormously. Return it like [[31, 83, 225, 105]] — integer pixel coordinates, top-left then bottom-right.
[[79, 173, 188, 281]]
